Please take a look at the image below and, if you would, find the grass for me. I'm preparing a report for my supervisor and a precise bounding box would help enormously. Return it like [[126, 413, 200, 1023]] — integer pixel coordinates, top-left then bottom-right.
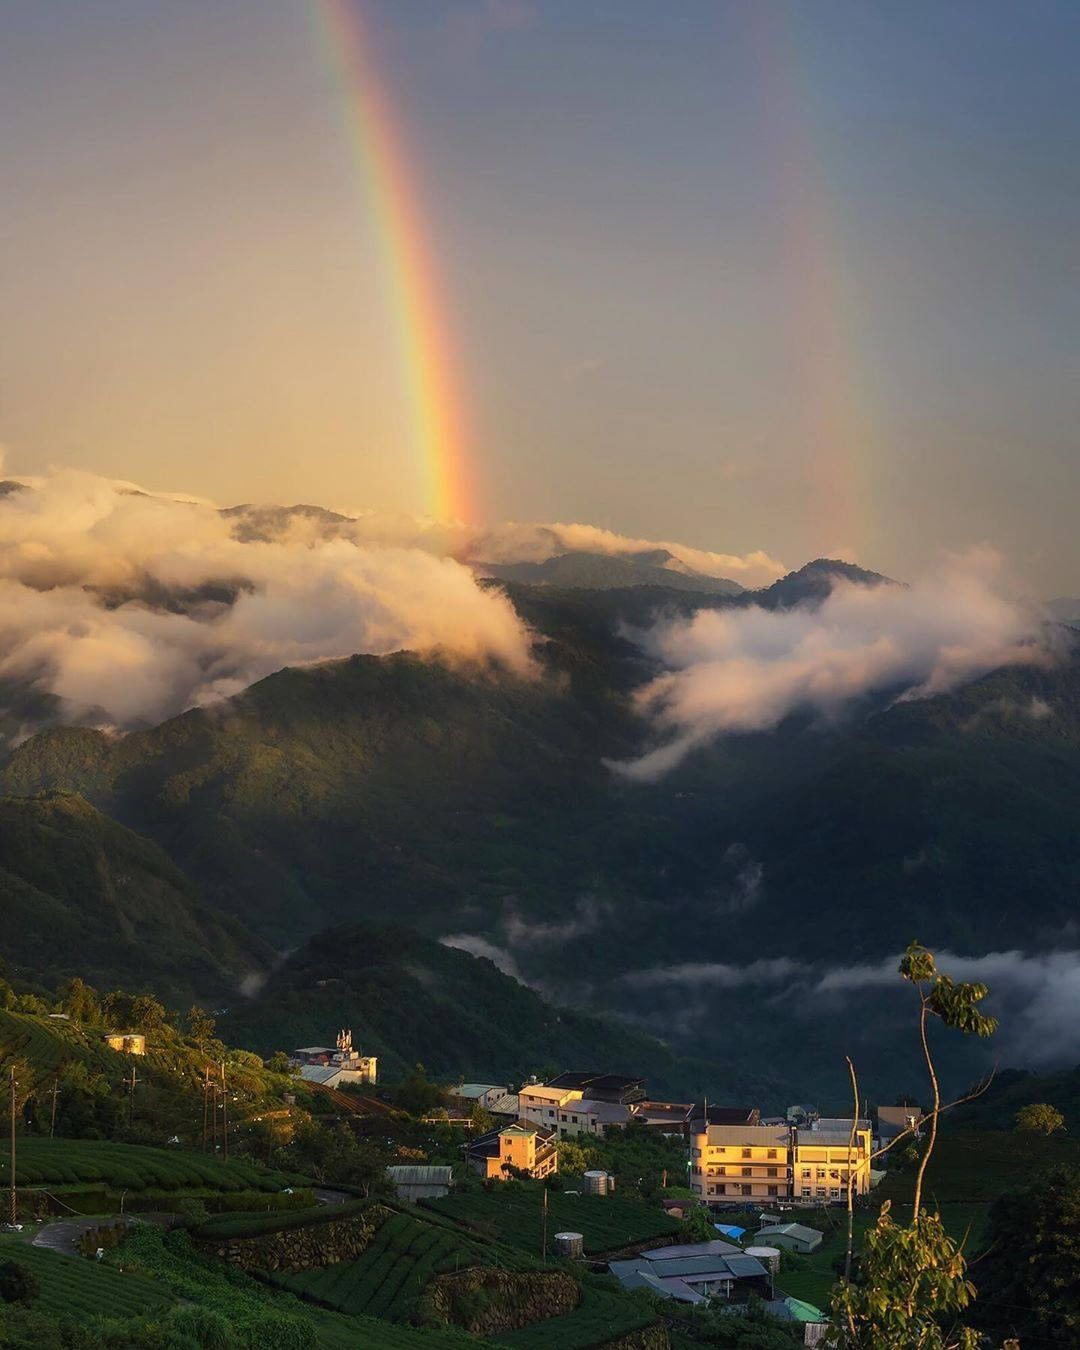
[[0, 1235, 174, 1319], [1, 1136, 302, 1193], [425, 1181, 681, 1256], [0, 1010, 120, 1089]]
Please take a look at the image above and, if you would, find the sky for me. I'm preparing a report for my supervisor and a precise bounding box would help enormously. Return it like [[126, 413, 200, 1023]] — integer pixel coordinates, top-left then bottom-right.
[[1, 0, 1077, 591]]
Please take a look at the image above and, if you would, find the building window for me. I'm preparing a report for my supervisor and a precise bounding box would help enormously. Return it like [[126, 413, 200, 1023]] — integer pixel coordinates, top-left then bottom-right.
[[741, 1167, 752, 1177], [716, 1183, 726, 1194], [742, 1148, 752, 1159], [741, 1184, 752, 1196], [767, 1149, 777, 1159], [801, 1187, 811, 1197], [801, 1169, 811, 1180], [768, 1185, 778, 1196], [830, 1189, 840, 1199], [817, 1168, 826, 1180], [571, 1116, 578, 1123], [816, 1187, 826, 1197], [767, 1168, 777, 1178]]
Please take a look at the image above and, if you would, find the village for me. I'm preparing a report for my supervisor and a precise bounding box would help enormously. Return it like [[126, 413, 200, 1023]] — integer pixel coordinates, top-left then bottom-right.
[[281, 1028, 928, 1343]]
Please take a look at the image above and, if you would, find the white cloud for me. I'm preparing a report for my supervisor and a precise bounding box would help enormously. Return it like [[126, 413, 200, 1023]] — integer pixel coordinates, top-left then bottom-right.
[[616, 551, 1056, 779]]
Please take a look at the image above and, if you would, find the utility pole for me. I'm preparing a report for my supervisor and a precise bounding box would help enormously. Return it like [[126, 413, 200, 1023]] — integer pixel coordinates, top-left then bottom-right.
[[127, 1064, 139, 1130], [540, 1185, 548, 1264], [220, 1061, 228, 1161], [202, 1067, 210, 1152], [50, 1075, 59, 1140], [9, 1066, 17, 1227]]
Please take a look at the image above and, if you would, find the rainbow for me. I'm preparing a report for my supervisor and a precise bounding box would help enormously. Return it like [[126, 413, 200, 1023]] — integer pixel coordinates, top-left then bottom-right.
[[747, 4, 877, 563], [312, 0, 473, 523]]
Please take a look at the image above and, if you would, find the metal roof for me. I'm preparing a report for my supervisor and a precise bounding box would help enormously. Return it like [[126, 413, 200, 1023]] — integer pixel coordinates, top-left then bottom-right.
[[641, 1240, 741, 1262], [757, 1223, 823, 1243], [702, 1124, 790, 1146], [452, 1084, 504, 1098], [386, 1165, 454, 1185], [798, 1131, 866, 1148]]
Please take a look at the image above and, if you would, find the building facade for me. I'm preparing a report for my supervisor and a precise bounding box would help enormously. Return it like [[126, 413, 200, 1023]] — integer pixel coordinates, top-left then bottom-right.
[[792, 1127, 872, 1202], [466, 1121, 558, 1181], [689, 1125, 792, 1204]]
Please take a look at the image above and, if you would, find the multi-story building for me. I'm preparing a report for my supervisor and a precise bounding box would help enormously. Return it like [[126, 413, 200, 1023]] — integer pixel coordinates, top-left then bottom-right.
[[466, 1121, 558, 1181], [518, 1073, 646, 1138], [792, 1127, 872, 1202], [689, 1125, 792, 1204]]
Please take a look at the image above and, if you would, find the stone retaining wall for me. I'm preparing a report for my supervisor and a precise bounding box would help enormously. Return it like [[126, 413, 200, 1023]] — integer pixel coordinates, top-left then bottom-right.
[[201, 1204, 392, 1273]]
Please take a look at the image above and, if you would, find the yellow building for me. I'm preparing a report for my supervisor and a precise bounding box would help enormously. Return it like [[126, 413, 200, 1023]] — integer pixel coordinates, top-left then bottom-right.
[[792, 1128, 872, 1202], [689, 1125, 792, 1204], [467, 1121, 558, 1181]]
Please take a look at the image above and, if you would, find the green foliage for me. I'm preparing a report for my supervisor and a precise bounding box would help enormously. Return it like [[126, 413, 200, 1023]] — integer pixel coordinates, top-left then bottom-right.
[[827, 1205, 979, 1349], [971, 1165, 1080, 1348], [1014, 1101, 1065, 1135], [193, 1199, 371, 1242], [0, 1137, 299, 1193], [493, 1284, 655, 1349], [0, 1236, 172, 1320], [426, 1180, 680, 1255], [0, 1258, 39, 1306]]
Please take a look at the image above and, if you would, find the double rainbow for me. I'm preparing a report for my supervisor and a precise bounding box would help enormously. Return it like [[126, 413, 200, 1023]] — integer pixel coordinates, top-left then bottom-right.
[[313, 0, 473, 524]]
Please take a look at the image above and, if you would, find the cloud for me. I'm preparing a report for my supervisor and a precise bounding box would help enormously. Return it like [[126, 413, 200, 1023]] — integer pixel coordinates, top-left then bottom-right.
[[498, 896, 608, 950], [0, 467, 535, 728], [616, 551, 1056, 779], [438, 934, 523, 981], [621, 947, 1080, 1067]]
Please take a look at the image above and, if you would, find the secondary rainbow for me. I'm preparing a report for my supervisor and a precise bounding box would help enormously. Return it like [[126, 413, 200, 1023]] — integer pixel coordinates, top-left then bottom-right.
[[313, 0, 473, 523]]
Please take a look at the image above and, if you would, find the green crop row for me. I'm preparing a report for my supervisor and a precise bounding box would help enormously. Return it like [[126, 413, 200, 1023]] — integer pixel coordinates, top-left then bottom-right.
[[425, 1184, 679, 1255], [0, 1238, 174, 1319], [193, 1198, 372, 1241], [2, 1137, 298, 1193], [493, 1285, 656, 1349]]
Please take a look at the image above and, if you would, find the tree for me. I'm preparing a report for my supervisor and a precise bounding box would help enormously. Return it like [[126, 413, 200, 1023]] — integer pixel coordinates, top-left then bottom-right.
[[680, 1203, 717, 1243], [827, 942, 997, 1349], [60, 977, 99, 1024], [186, 1005, 216, 1046], [1014, 1102, 1065, 1135], [0, 1260, 39, 1306], [972, 1164, 1080, 1347]]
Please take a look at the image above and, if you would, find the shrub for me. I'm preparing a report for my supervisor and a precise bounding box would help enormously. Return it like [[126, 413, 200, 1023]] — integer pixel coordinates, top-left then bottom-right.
[[0, 1260, 40, 1306]]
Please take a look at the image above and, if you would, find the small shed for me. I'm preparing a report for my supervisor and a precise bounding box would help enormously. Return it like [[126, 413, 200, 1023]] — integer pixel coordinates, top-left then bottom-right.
[[386, 1164, 454, 1203], [755, 1222, 823, 1255]]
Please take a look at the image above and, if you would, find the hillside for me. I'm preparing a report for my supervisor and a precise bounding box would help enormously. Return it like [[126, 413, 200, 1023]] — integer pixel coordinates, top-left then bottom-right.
[[220, 922, 765, 1101], [0, 792, 270, 1000], [478, 548, 743, 594], [1, 572, 1079, 1099]]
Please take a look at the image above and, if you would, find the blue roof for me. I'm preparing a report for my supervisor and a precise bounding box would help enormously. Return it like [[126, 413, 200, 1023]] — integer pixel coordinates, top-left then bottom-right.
[[714, 1223, 746, 1239]]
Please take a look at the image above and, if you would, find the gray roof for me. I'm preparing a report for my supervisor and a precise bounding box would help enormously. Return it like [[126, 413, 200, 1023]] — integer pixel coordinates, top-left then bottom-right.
[[641, 1240, 741, 1262], [757, 1223, 822, 1243], [724, 1254, 769, 1278], [799, 1131, 866, 1148], [386, 1165, 454, 1185], [812, 1118, 870, 1133], [293, 1047, 334, 1055], [607, 1264, 705, 1304], [703, 1124, 790, 1146], [452, 1084, 504, 1098]]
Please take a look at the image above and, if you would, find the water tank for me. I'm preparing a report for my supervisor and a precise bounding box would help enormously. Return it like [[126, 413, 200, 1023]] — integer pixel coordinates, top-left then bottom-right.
[[554, 1231, 584, 1259], [583, 1170, 609, 1196], [746, 1246, 782, 1274]]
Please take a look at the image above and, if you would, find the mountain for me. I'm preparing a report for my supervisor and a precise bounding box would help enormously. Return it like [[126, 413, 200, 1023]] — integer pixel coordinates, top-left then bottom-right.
[[750, 557, 893, 608], [477, 548, 744, 594], [220, 921, 768, 1100], [0, 792, 270, 1001], [1, 567, 1077, 1101], [1047, 597, 1080, 625]]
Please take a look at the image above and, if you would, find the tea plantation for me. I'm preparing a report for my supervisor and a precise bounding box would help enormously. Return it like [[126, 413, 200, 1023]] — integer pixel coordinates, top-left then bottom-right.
[[425, 1181, 681, 1255], [0, 1237, 174, 1320]]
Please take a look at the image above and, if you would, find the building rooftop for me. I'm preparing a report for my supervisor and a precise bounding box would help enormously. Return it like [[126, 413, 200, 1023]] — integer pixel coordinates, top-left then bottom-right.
[[757, 1223, 823, 1244], [690, 1105, 761, 1127], [813, 1117, 871, 1133], [641, 1240, 741, 1262], [386, 1165, 454, 1185], [452, 1083, 505, 1098], [519, 1084, 577, 1102], [293, 1046, 334, 1055], [701, 1124, 790, 1147], [545, 1071, 602, 1090], [298, 1065, 342, 1084], [797, 1131, 868, 1149]]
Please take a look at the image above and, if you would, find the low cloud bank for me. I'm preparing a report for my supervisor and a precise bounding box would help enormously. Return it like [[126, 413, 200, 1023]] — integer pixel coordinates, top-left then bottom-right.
[[622, 948, 1080, 1066], [617, 552, 1055, 779], [0, 467, 534, 728]]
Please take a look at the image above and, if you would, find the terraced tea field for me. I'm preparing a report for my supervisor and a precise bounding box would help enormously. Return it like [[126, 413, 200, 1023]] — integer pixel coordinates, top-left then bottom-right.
[[0, 1237, 173, 1319], [493, 1284, 657, 1349], [276, 1211, 529, 1321], [0, 1010, 120, 1088], [426, 1183, 680, 1255], [2, 1137, 299, 1192]]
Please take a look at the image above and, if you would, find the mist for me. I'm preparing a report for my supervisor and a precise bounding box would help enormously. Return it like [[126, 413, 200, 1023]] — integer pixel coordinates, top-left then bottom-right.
[[618, 551, 1056, 780]]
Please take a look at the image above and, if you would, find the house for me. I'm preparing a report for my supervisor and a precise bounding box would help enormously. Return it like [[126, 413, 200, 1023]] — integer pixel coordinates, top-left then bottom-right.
[[466, 1120, 558, 1181], [786, 1104, 819, 1125], [877, 1104, 925, 1143], [103, 1032, 146, 1055], [792, 1126, 872, 1202], [546, 1072, 647, 1104], [690, 1124, 792, 1205], [386, 1164, 454, 1203], [610, 1241, 771, 1304], [291, 1029, 376, 1087], [688, 1104, 762, 1127], [754, 1222, 823, 1255], [446, 1083, 511, 1115]]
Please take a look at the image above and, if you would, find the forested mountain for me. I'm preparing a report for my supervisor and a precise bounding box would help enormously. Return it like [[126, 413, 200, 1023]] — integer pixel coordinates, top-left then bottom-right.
[[0, 792, 270, 1001], [0, 564, 1077, 1101]]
